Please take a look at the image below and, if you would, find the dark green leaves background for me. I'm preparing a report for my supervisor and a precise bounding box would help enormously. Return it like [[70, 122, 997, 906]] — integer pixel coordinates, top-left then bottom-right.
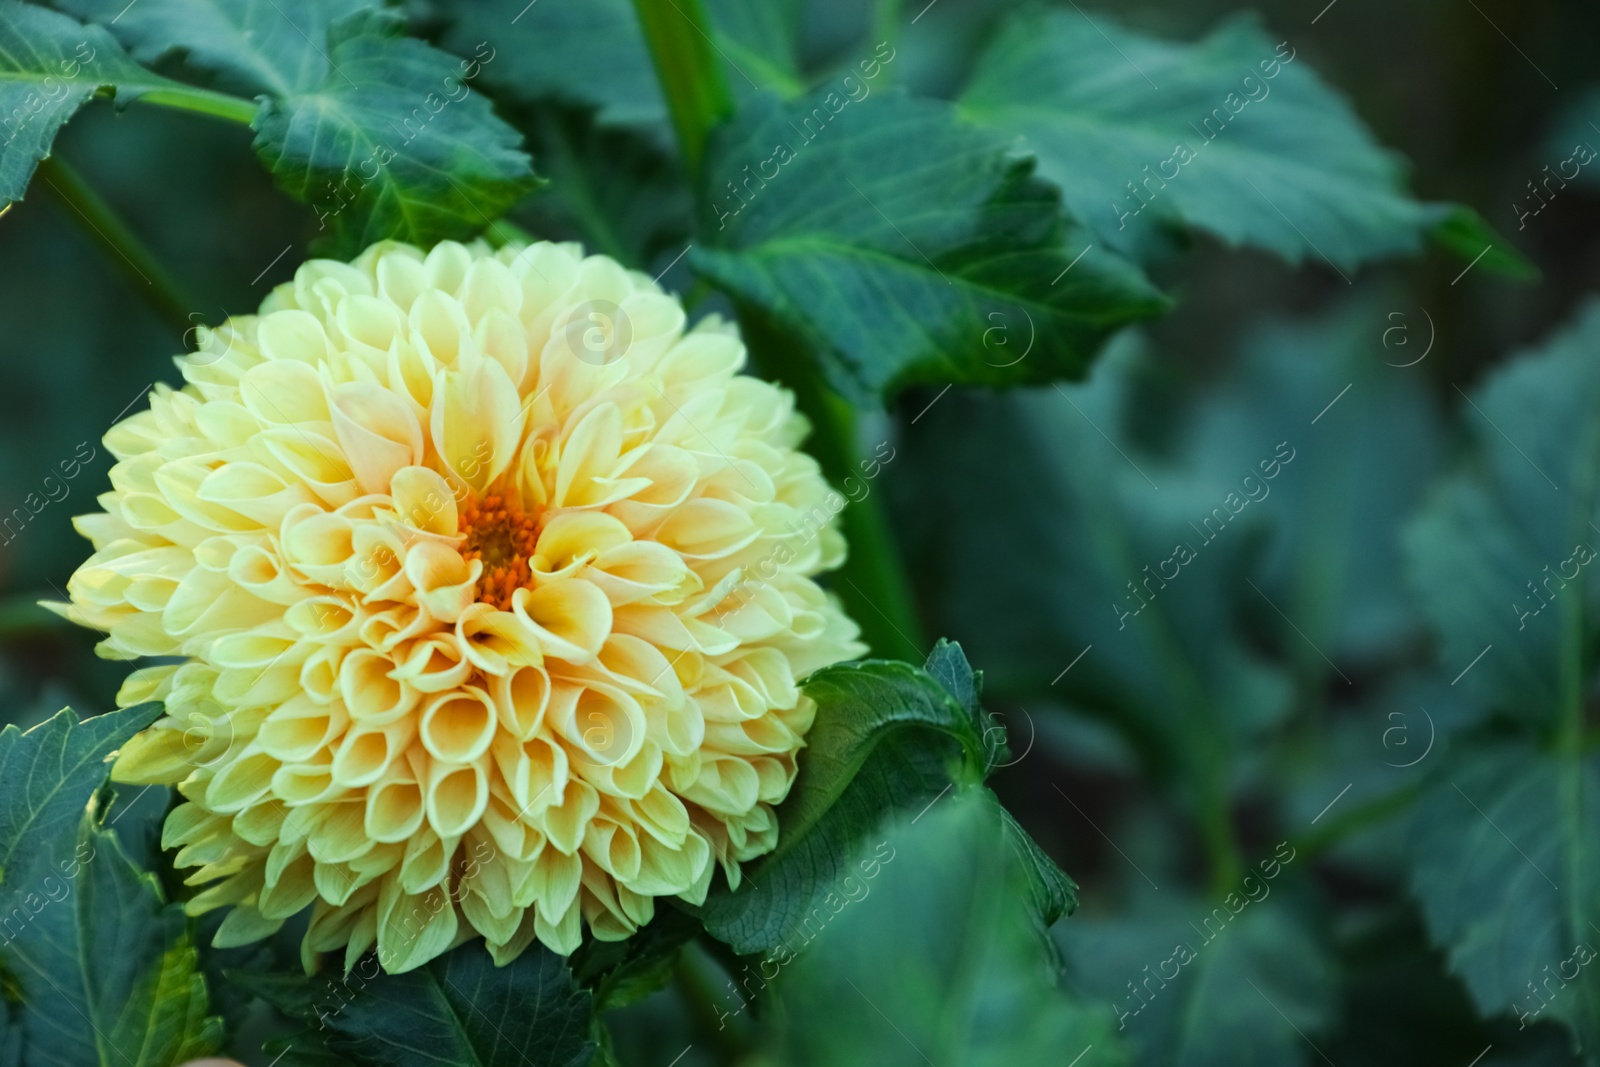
[[0, 0, 1597, 1065]]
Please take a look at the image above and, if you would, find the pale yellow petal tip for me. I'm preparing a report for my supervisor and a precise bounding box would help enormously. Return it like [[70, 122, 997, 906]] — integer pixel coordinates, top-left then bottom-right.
[[111, 729, 193, 786], [55, 237, 862, 973]]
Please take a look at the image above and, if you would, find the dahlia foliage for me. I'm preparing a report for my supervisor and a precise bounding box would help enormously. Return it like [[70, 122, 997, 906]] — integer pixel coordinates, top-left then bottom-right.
[[56, 239, 863, 972]]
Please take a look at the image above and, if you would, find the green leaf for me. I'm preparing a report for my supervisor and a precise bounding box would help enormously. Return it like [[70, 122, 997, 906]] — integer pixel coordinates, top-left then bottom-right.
[[251, 9, 540, 254], [1060, 895, 1334, 1067], [1000, 803, 1079, 926], [235, 941, 594, 1067], [0, 1, 185, 206], [1400, 302, 1600, 1057], [923, 636, 1007, 771], [691, 88, 1167, 403], [63, 0, 541, 253], [958, 9, 1472, 273], [440, 0, 663, 129], [0, 701, 158, 884], [897, 339, 1293, 781], [0, 705, 223, 1067], [925, 638, 1079, 923], [701, 0, 802, 95], [694, 656, 986, 952], [569, 908, 698, 1011], [782, 658, 988, 835], [1403, 300, 1600, 732], [1431, 206, 1539, 282], [1408, 744, 1600, 1051], [767, 790, 1126, 1067], [53, 0, 365, 98]]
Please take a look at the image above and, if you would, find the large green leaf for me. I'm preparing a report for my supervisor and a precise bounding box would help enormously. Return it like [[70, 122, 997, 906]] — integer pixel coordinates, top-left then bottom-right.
[[0, 702, 158, 887], [252, 9, 540, 254], [1403, 300, 1600, 731], [774, 656, 988, 837], [0, 1, 185, 206], [1409, 744, 1600, 1054], [767, 791, 1125, 1067], [1400, 302, 1600, 1058], [62, 0, 541, 253], [1000, 802, 1080, 932], [0, 705, 223, 1067], [896, 339, 1293, 784], [1060, 895, 1334, 1067], [239, 941, 594, 1067], [691, 88, 1167, 403], [701, 0, 801, 94], [54, 0, 365, 97], [959, 9, 1520, 274], [440, 0, 662, 129]]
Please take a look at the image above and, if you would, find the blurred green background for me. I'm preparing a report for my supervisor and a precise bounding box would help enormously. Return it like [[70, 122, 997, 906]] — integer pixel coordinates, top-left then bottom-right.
[[5, 0, 1600, 1064]]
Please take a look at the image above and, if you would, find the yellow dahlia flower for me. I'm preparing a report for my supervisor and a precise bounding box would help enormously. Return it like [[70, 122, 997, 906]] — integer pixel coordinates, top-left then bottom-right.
[[54, 239, 864, 973]]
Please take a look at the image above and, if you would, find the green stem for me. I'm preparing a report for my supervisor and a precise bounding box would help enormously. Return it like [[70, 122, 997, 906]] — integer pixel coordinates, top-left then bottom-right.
[[1197, 763, 1243, 894], [630, 0, 735, 177], [132, 85, 257, 126], [674, 952, 750, 1063], [873, 0, 901, 82], [34, 156, 195, 337], [1291, 780, 1424, 859], [814, 395, 925, 664]]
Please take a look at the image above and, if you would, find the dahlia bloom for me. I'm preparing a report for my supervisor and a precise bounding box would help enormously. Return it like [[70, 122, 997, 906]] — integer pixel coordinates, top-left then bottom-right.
[[54, 239, 863, 972]]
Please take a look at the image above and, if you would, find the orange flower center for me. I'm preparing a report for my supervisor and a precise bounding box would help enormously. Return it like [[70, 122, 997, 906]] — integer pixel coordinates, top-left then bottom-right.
[[459, 495, 540, 611]]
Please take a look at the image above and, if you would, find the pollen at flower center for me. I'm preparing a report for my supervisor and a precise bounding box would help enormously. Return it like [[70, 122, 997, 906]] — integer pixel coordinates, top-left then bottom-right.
[[459, 494, 540, 610]]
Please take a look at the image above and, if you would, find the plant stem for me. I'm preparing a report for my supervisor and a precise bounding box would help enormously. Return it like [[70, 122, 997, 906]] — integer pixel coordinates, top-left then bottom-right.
[[34, 156, 195, 337], [674, 951, 749, 1063], [873, 0, 901, 76], [1292, 780, 1423, 858], [133, 85, 257, 126], [1197, 767, 1243, 894], [630, 0, 735, 177]]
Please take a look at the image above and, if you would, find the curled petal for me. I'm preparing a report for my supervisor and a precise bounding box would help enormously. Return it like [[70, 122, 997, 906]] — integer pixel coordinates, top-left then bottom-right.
[[429, 359, 523, 493], [509, 580, 612, 664], [405, 541, 481, 622], [329, 381, 425, 494], [419, 687, 498, 763], [389, 464, 458, 538]]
